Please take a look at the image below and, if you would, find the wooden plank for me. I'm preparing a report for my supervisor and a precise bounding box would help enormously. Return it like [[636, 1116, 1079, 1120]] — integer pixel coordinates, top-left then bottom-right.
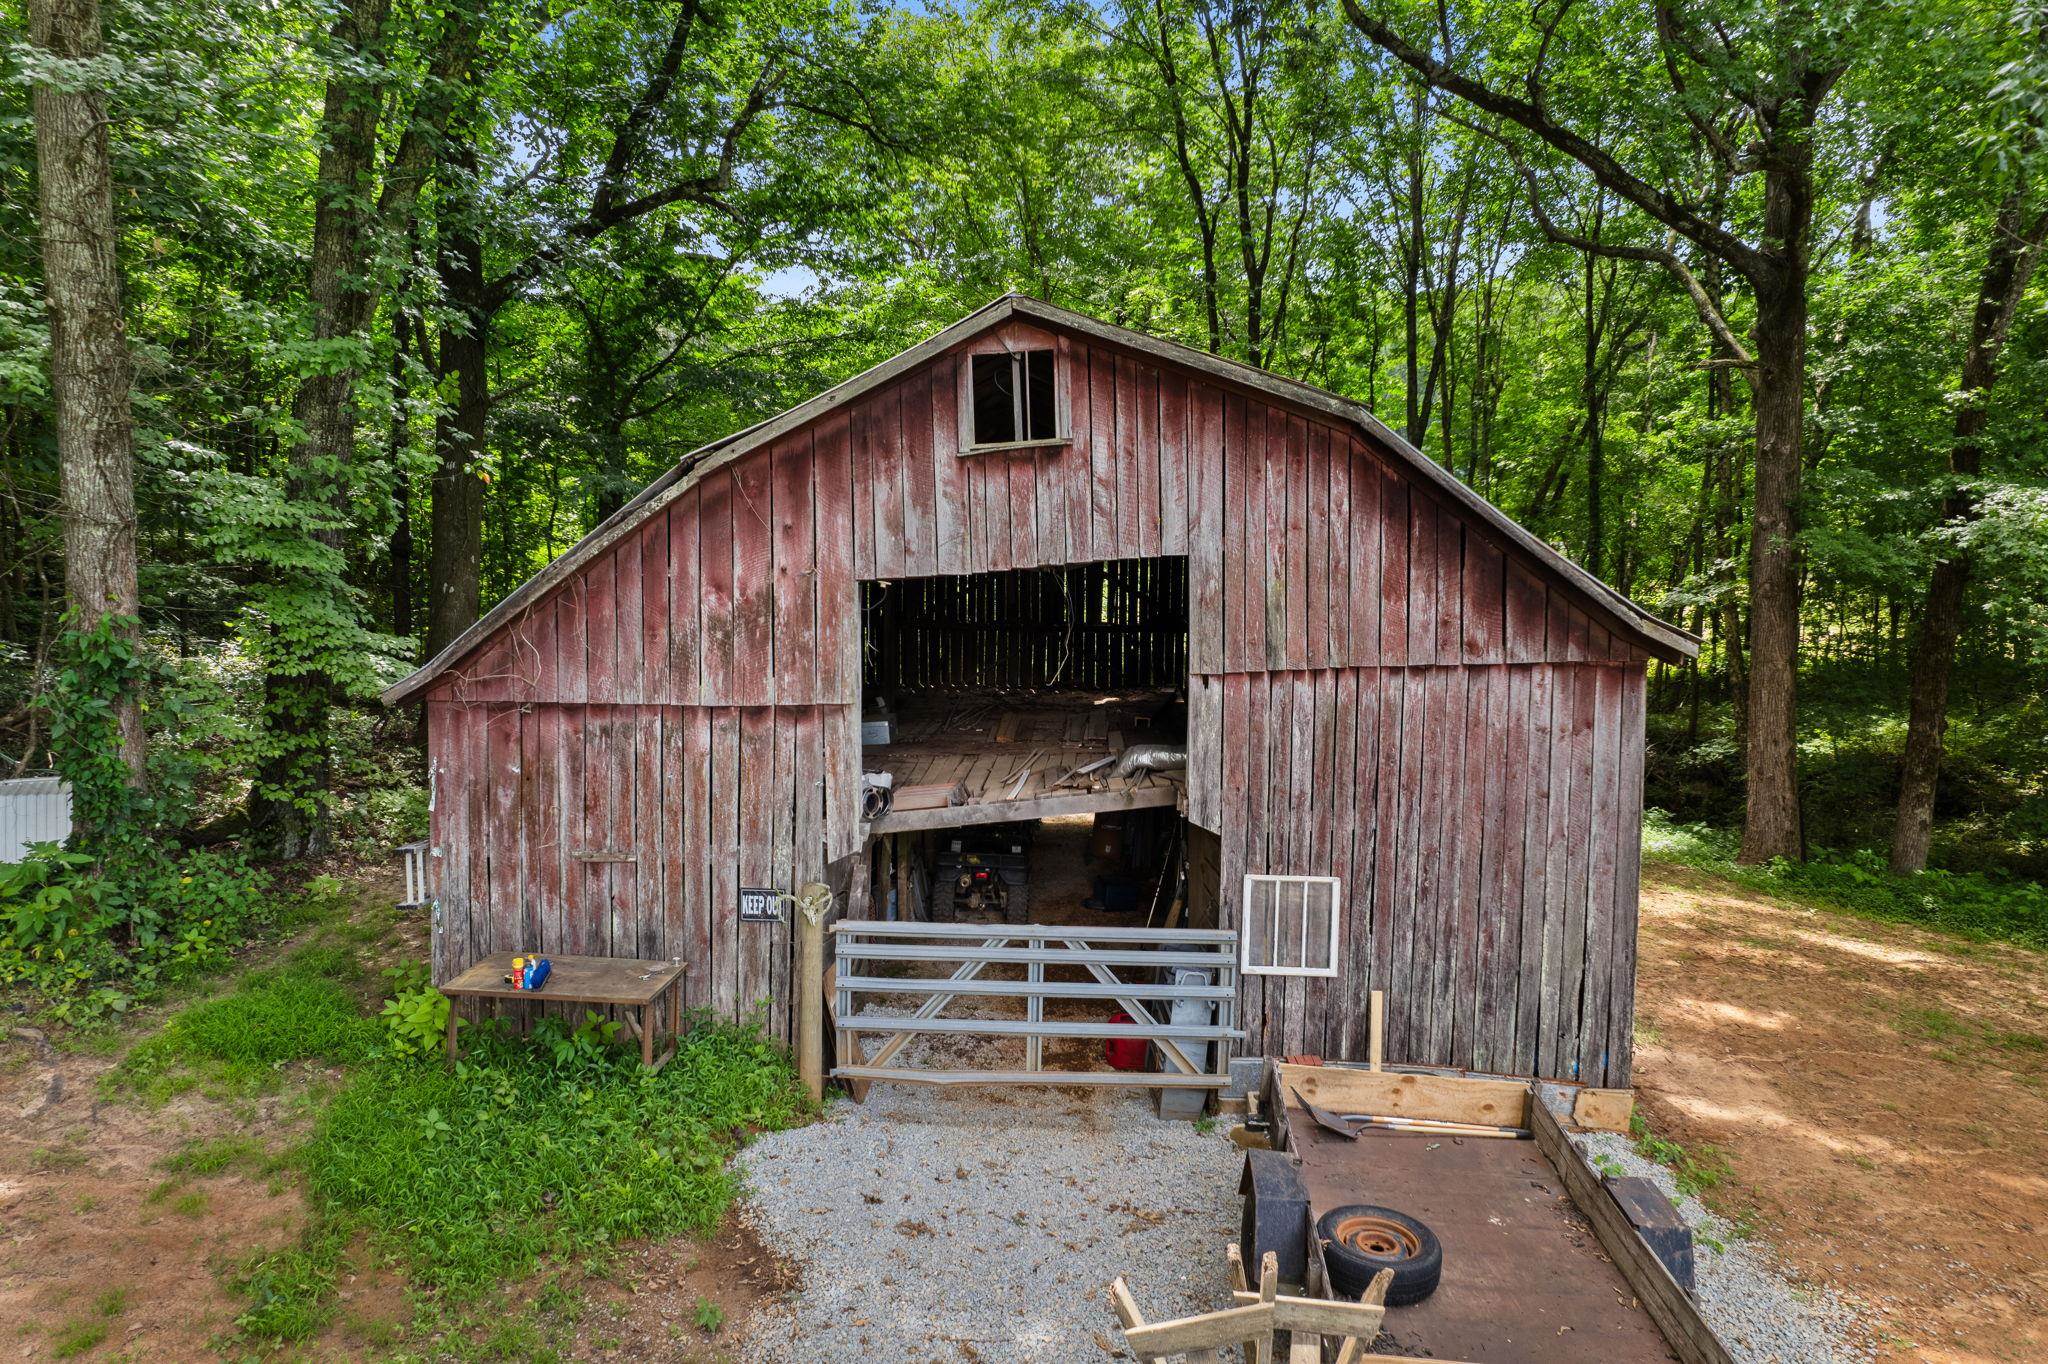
[[698, 469, 736, 705], [585, 549, 618, 704], [1348, 443, 1379, 664], [850, 391, 877, 579], [902, 367, 938, 577], [1317, 424, 1343, 668], [1135, 360, 1161, 558], [1372, 669, 1407, 1060], [1114, 353, 1142, 559], [1557, 665, 1599, 1081], [739, 706, 776, 1020], [1160, 367, 1190, 556], [866, 781, 1179, 834], [1274, 1062, 1531, 1127], [660, 707, 688, 1002], [812, 412, 856, 702], [1573, 1087, 1636, 1132], [1608, 667, 1648, 1086], [1484, 665, 1529, 1073], [1222, 393, 1250, 672], [1286, 413, 1311, 670], [1531, 1100, 1737, 1364], [710, 707, 741, 1019], [1580, 666, 1624, 1085], [1406, 491, 1436, 665], [872, 384, 907, 579], [1190, 385, 1226, 673], [1463, 534, 1505, 664], [1058, 336, 1093, 564], [1263, 404, 1291, 669], [1377, 465, 1407, 666], [614, 513, 644, 703], [1516, 664, 1557, 1076], [931, 355, 969, 574], [731, 449, 776, 707], [682, 706, 713, 1014], [1435, 506, 1462, 663], [666, 490, 700, 704], [484, 707, 521, 960], [771, 430, 819, 703], [1505, 558, 1547, 663]]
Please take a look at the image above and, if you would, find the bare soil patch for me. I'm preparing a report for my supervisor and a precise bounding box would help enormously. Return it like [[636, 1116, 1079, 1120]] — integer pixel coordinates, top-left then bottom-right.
[[0, 1029, 325, 1360], [1633, 862, 2048, 1364], [570, 1214, 799, 1362]]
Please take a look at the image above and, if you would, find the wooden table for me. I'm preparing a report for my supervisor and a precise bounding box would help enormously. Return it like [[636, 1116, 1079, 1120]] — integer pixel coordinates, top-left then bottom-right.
[[439, 953, 687, 1069]]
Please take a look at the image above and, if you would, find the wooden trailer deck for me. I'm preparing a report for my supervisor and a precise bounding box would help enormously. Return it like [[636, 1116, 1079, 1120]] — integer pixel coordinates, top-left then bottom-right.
[[1265, 1063, 1729, 1364], [862, 690, 1184, 833]]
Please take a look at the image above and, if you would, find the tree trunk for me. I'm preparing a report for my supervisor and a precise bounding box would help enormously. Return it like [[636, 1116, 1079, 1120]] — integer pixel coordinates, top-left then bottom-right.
[[248, 0, 391, 858], [29, 0, 146, 789], [1738, 272, 1806, 863], [388, 315, 414, 640], [426, 220, 490, 659], [1891, 191, 2047, 872]]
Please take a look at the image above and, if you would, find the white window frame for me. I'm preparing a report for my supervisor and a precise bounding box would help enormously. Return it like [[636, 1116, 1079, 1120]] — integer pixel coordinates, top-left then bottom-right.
[[1239, 873, 1341, 978]]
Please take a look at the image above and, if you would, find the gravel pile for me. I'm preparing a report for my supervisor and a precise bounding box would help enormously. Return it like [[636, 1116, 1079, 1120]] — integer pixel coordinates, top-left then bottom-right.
[[736, 1082, 1242, 1362], [1571, 1131, 1874, 1364]]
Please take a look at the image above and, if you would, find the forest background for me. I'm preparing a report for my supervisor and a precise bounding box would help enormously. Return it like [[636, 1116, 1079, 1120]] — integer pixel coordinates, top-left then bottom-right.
[[6, 0, 2048, 1011]]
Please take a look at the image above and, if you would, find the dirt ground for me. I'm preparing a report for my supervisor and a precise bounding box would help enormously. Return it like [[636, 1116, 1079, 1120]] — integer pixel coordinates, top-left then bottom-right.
[[1632, 862, 2048, 1364], [0, 869, 777, 1363]]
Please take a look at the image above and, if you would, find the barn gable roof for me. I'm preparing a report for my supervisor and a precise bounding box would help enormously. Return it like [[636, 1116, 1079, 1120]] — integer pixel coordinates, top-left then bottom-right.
[[384, 295, 1697, 704]]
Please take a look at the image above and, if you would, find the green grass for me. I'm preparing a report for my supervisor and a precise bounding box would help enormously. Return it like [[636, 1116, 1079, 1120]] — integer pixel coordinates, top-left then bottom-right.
[[305, 1016, 809, 1295], [49, 1287, 128, 1357], [109, 943, 379, 1098], [158, 1134, 271, 1177], [1629, 1111, 1731, 1198], [1895, 1005, 2046, 1061], [212, 1006, 809, 1349], [1644, 809, 2048, 949]]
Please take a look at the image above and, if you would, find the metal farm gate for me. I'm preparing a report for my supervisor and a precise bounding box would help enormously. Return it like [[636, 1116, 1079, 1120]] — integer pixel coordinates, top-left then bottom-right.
[[830, 921, 1242, 1088]]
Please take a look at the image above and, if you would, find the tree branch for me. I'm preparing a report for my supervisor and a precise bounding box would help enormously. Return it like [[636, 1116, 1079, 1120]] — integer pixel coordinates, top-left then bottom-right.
[[1338, 0, 1769, 281]]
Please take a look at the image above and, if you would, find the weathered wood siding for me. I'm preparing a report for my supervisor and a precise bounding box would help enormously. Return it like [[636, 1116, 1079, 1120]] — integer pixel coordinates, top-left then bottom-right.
[[425, 699, 847, 1043], [424, 316, 1653, 1083], [1187, 664, 1643, 1085]]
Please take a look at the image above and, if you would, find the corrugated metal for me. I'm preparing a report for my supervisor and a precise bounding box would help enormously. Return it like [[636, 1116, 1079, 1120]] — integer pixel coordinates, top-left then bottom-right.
[[0, 777, 73, 863]]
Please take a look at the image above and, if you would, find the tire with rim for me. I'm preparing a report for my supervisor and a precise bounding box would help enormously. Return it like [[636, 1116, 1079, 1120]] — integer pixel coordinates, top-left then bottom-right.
[[1315, 1203, 1443, 1305]]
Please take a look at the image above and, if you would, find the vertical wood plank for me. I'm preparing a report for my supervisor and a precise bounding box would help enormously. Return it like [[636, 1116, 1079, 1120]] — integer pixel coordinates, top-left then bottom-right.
[[586, 552, 618, 704], [813, 413, 856, 702], [640, 513, 671, 704], [932, 356, 969, 575], [772, 431, 820, 703], [1160, 368, 1190, 557], [615, 521, 644, 704], [902, 369, 938, 577], [710, 707, 741, 1019], [1222, 393, 1250, 672], [1608, 668, 1648, 1086], [1463, 535, 1505, 664], [698, 470, 736, 705], [732, 450, 776, 707], [1378, 466, 1408, 667], [873, 386, 907, 580], [850, 394, 877, 579], [1190, 384, 1226, 673], [1090, 346, 1118, 562], [1580, 666, 1624, 1085], [1059, 338, 1093, 564]]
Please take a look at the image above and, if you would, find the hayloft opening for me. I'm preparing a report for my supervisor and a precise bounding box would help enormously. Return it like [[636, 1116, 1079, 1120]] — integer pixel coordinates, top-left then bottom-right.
[[855, 557, 1194, 932]]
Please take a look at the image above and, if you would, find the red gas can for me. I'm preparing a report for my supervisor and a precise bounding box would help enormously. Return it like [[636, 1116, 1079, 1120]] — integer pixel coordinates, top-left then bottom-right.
[[1103, 1010, 1149, 1071]]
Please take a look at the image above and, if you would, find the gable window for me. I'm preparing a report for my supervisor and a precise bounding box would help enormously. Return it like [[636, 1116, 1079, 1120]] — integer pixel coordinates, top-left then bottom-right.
[[968, 350, 1058, 447]]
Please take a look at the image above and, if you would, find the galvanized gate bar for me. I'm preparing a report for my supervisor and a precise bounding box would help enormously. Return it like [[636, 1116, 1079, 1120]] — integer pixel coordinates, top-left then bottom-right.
[[831, 920, 1242, 1089]]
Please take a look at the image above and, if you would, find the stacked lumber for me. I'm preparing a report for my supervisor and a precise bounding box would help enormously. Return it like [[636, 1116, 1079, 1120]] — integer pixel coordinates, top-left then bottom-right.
[[890, 779, 967, 812]]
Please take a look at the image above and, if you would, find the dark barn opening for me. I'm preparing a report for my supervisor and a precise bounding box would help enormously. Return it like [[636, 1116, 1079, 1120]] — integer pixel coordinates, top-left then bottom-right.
[[856, 557, 1193, 934]]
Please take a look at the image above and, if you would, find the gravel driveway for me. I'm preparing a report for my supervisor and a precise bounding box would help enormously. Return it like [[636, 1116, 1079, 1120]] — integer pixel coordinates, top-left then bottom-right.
[[736, 1083, 1242, 1362]]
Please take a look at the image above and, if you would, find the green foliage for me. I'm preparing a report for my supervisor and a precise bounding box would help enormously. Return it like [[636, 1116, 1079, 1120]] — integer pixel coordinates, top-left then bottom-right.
[[692, 1296, 726, 1334], [304, 1014, 809, 1295], [113, 943, 378, 1095], [1628, 1112, 1731, 1200], [0, 841, 284, 1023], [380, 961, 456, 1060], [1644, 810, 2048, 949]]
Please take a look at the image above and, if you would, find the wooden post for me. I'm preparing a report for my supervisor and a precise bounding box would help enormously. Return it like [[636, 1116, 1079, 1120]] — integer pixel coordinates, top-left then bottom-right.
[[1369, 990, 1384, 1072], [796, 881, 830, 1104]]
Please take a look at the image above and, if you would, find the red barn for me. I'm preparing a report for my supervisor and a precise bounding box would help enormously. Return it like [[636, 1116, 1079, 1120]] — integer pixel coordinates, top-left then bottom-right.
[[384, 295, 1696, 1088]]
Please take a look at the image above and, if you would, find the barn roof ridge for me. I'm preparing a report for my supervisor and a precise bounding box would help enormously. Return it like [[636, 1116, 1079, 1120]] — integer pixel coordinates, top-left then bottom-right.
[[384, 293, 1697, 705]]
